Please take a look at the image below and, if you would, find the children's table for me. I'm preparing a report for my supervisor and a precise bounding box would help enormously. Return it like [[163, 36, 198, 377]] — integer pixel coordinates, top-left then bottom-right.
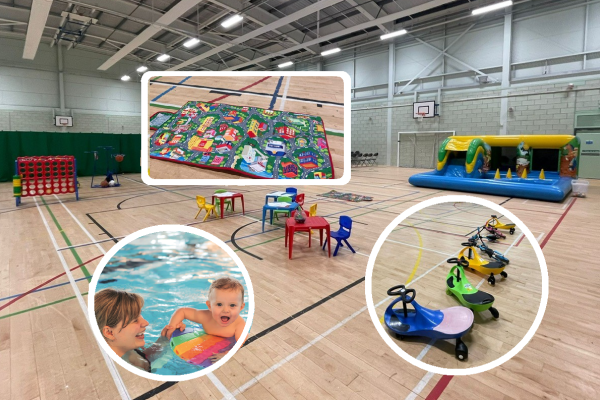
[[211, 192, 245, 219], [285, 216, 331, 259], [262, 201, 298, 231], [264, 191, 297, 204]]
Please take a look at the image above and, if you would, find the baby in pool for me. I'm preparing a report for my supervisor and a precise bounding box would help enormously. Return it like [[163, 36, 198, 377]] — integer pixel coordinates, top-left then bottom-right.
[[162, 277, 246, 361], [95, 288, 168, 372]]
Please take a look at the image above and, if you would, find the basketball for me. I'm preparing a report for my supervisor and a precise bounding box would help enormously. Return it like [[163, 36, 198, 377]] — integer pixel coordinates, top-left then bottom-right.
[[115, 154, 124, 162], [100, 180, 109, 188], [108, 180, 115, 187]]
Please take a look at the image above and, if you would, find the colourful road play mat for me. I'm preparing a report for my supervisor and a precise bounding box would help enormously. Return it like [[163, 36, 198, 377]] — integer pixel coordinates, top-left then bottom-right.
[[318, 190, 373, 202], [149, 102, 334, 179]]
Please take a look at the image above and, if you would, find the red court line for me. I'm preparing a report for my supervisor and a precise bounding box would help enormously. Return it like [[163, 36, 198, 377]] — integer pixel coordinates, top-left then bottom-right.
[[0, 254, 103, 313], [423, 197, 577, 400], [208, 76, 272, 103]]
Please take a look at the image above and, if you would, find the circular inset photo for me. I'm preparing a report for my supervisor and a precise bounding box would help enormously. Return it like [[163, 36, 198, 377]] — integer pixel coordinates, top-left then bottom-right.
[[366, 196, 547, 375], [88, 225, 254, 381]]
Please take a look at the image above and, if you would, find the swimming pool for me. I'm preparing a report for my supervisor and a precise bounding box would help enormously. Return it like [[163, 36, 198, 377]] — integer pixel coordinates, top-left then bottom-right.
[[98, 230, 249, 376]]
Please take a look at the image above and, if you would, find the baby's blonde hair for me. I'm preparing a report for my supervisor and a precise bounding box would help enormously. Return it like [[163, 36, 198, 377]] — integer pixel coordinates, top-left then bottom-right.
[[208, 277, 244, 301], [95, 288, 144, 340]]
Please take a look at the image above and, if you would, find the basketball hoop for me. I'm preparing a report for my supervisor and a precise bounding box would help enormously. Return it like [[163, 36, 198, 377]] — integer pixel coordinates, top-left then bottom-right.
[[417, 112, 426, 122]]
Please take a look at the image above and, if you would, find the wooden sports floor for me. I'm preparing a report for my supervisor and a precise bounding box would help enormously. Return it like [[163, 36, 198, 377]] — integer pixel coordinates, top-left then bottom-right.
[[0, 166, 598, 400], [372, 204, 542, 369], [148, 75, 345, 180]]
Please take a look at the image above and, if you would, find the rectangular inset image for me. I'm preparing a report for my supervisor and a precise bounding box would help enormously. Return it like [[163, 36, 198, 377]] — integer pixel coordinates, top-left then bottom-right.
[[142, 72, 350, 185]]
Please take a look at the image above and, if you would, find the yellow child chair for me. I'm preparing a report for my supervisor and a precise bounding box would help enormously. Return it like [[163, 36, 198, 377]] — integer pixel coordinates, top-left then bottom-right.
[[214, 189, 232, 212], [273, 196, 293, 221], [308, 203, 318, 233], [195, 195, 218, 221]]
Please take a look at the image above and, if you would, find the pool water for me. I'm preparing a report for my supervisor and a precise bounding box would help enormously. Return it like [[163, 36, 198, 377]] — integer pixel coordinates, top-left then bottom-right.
[[98, 231, 248, 376]]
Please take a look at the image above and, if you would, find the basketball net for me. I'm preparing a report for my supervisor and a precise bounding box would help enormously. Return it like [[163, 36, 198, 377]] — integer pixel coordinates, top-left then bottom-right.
[[417, 112, 426, 122]]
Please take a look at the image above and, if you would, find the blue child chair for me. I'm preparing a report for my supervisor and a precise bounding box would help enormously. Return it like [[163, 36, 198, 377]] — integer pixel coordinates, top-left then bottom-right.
[[323, 216, 356, 256], [285, 187, 298, 195]]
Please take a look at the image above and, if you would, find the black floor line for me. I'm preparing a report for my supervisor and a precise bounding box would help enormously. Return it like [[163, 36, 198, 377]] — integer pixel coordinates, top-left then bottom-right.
[[132, 276, 366, 400], [499, 197, 513, 205], [230, 221, 263, 260], [86, 213, 118, 243], [117, 193, 154, 209], [243, 276, 366, 347]]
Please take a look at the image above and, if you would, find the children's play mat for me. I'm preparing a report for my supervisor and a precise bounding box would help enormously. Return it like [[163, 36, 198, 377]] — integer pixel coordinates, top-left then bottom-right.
[[149, 102, 335, 179], [318, 190, 373, 202]]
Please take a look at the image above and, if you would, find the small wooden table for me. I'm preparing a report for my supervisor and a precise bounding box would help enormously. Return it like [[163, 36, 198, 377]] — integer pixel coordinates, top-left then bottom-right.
[[262, 201, 298, 231], [211, 192, 245, 219], [285, 216, 331, 259]]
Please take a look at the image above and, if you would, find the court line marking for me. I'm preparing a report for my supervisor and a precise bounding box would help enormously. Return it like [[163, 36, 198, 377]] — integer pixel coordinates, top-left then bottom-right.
[[279, 76, 291, 111], [208, 373, 236, 400], [33, 197, 132, 400], [54, 194, 107, 256], [269, 76, 284, 109], [151, 76, 191, 102], [385, 238, 454, 257]]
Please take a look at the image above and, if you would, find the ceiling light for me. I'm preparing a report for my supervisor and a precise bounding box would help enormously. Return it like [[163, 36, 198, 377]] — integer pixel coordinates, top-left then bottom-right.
[[472, 1, 513, 15], [278, 61, 293, 68], [121, 75, 131, 81], [321, 48, 341, 56], [136, 66, 148, 72], [380, 29, 407, 40], [183, 38, 200, 48], [221, 14, 243, 28], [157, 54, 170, 62]]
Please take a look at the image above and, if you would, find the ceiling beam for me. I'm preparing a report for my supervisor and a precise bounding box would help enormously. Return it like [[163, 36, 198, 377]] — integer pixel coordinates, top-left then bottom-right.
[[225, 0, 458, 71], [168, 0, 344, 70], [208, 0, 319, 54], [98, 0, 204, 70], [23, 0, 53, 59]]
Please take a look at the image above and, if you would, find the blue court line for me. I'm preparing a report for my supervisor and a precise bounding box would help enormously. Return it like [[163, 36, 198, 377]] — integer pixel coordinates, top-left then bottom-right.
[[269, 76, 284, 109], [0, 277, 89, 302], [152, 76, 192, 102]]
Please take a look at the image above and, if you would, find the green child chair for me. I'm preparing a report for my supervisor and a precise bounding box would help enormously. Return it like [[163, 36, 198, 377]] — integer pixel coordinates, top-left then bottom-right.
[[274, 196, 293, 221], [214, 189, 232, 212]]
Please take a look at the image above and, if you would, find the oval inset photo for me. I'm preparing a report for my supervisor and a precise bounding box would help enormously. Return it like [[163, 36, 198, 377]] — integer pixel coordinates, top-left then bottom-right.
[[88, 225, 254, 381], [366, 196, 548, 375]]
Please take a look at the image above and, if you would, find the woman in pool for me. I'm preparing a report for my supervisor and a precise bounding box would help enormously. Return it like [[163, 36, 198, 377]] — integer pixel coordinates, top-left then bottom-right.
[[95, 288, 167, 372]]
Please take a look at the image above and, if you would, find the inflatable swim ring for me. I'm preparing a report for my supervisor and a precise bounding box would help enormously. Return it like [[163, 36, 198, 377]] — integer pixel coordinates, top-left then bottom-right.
[[170, 327, 236, 367]]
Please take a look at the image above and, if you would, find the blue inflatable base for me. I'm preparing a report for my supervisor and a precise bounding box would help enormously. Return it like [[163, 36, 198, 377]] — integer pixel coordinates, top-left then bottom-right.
[[408, 170, 572, 202]]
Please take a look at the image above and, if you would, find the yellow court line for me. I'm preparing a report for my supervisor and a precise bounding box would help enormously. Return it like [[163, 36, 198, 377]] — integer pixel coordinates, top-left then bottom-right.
[[404, 221, 423, 285]]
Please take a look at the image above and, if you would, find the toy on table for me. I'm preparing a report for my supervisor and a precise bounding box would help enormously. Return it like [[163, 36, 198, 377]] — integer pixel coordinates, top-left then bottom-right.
[[384, 285, 473, 360], [170, 327, 235, 368], [446, 258, 499, 319], [458, 241, 508, 285], [469, 227, 510, 264], [485, 215, 516, 235], [214, 189, 233, 212]]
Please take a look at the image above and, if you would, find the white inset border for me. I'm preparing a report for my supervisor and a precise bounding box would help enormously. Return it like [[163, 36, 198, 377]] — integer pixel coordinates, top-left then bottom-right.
[[88, 224, 255, 382], [365, 195, 548, 376], [142, 71, 351, 185]]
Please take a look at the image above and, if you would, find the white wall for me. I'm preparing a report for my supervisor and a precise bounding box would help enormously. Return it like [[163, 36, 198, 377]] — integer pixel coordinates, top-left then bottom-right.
[[0, 37, 141, 133]]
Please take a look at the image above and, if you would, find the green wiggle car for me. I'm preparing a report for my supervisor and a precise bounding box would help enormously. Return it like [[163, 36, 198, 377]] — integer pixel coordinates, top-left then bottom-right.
[[446, 258, 499, 319]]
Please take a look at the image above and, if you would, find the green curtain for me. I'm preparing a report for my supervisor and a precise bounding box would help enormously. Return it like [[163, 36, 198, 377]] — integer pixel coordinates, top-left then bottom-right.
[[0, 131, 141, 182]]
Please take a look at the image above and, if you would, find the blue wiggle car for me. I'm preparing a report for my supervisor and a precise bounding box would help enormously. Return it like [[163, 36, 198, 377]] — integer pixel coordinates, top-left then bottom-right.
[[384, 285, 474, 360]]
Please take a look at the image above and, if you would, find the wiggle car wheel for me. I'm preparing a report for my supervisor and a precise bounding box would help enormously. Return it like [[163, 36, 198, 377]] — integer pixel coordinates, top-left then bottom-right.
[[488, 275, 496, 285], [500, 271, 508, 278], [489, 307, 499, 319], [455, 338, 468, 361], [510, 228, 515, 235]]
